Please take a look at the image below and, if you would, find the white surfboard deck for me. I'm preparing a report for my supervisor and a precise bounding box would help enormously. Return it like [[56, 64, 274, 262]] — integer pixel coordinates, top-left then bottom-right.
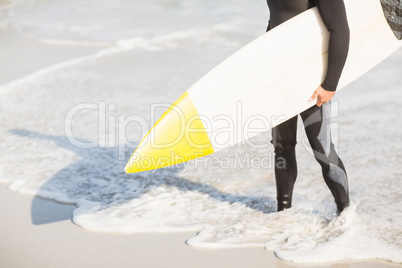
[[125, 0, 401, 173], [188, 0, 401, 149]]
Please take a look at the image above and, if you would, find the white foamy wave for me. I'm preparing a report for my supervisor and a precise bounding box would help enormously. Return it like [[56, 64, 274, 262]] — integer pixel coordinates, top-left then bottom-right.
[[0, 28, 241, 92], [0, 0, 268, 45]]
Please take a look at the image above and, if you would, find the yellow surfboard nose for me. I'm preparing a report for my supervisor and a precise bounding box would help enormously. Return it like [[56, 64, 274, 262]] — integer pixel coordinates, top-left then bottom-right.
[[125, 92, 214, 173]]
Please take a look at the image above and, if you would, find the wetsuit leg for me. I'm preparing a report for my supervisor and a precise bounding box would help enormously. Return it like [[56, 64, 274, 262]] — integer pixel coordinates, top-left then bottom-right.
[[267, 0, 308, 212], [300, 103, 350, 213], [271, 116, 298, 211]]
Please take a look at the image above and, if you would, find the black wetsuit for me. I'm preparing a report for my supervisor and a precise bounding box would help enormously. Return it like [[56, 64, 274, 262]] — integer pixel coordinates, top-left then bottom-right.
[[266, 0, 350, 213]]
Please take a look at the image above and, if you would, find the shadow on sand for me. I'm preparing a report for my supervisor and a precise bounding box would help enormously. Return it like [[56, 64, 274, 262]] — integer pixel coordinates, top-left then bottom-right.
[[11, 129, 275, 226]]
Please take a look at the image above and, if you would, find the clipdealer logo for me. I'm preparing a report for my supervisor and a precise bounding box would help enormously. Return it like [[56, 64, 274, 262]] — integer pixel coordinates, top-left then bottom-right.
[[64, 100, 340, 168]]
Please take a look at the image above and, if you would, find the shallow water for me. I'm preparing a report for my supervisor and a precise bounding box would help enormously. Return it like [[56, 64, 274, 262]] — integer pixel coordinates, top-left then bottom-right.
[[0, 0, 401, 264]]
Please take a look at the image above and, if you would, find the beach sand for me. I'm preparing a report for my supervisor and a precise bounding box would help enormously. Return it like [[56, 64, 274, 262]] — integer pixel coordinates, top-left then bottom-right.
[[1, 13, 401, 268], [1, 182, 400, 268]]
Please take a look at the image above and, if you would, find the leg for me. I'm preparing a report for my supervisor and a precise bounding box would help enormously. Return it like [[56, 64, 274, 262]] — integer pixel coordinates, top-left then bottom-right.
[[300, 103, 350, 213], [271, 115, 298, 211]]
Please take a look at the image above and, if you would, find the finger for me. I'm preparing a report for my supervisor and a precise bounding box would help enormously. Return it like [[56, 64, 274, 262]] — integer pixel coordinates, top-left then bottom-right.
[[316, 96, 323, 107], [309, 91, 318, 102]]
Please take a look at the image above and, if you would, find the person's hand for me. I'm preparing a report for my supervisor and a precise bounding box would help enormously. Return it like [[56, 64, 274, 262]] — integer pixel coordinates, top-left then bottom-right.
[[309, 85, 336, 107]]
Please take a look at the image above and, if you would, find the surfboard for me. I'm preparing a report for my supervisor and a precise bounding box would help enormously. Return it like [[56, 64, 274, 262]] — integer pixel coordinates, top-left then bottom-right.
[[125, 0, 402, 173]]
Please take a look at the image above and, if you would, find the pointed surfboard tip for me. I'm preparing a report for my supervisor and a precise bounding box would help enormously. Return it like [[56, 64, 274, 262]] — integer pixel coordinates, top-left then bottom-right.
[[125, 92, 214, 173]]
